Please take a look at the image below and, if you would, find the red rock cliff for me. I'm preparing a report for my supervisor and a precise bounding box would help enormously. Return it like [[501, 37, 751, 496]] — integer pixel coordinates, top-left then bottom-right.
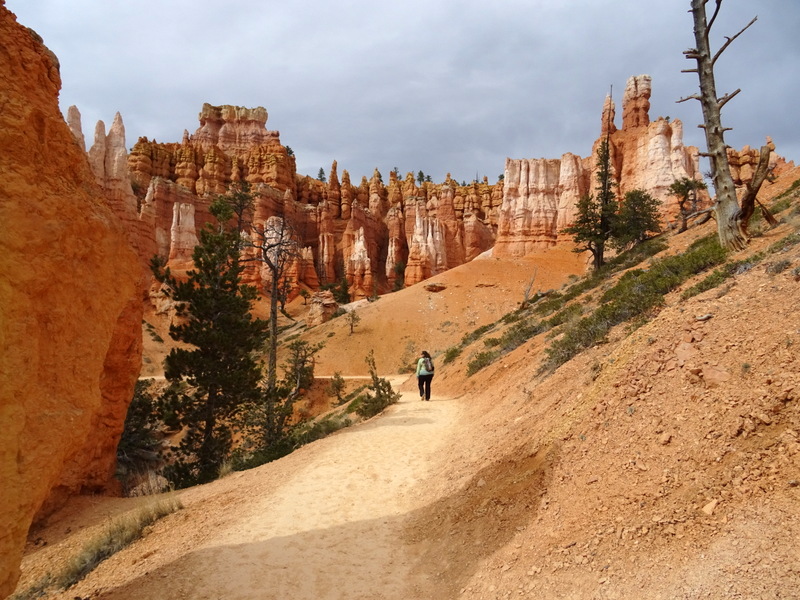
[[0, 5, 143, 596], [126, 110, 501, 297]]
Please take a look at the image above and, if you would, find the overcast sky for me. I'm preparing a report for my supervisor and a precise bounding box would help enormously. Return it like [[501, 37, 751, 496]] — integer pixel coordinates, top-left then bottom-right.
[[7, 0, 799, 184]]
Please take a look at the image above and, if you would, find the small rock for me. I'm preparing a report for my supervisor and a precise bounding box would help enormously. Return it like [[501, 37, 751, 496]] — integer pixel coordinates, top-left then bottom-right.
[[659, 433, 672, 445], [751, 411, 772, 425], [695, 313, 713, 321], [701, 499, 719, 516]]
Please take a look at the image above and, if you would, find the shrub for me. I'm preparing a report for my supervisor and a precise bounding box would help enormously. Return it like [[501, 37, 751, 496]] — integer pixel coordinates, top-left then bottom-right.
[[768, 232, 800, 254], [461, 323, 495, 346], [765, 259, 792, 274], [442, 345, 462, 364], [353, 350, 400, 418], [291, 414, 352, 446], [467, 350, 499, 376], [681, 254, 763, 299]]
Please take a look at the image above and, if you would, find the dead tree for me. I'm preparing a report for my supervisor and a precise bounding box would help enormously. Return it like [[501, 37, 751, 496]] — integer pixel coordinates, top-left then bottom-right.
[[247, 215, 300, 391], [680, 0, 769, 250]]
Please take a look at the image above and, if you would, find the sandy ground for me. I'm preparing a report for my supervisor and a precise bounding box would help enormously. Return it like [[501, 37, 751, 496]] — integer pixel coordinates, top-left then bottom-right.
[[24, 377, 461, 600]]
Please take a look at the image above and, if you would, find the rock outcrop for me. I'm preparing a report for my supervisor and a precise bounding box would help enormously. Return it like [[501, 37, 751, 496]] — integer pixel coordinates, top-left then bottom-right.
[[0, 5, 142, 597], [496, 75, 704, 256], [124, 111, 501, 297]]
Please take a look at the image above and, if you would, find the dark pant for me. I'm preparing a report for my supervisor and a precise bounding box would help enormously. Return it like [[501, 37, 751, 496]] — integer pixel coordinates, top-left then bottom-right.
[[418, 374, 433, 400]]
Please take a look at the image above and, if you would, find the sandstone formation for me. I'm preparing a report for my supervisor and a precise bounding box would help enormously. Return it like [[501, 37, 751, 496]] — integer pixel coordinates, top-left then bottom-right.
[[123, 109, 501, 298], [0, 5, 142, 597], [496, 75, 704, 257], [305, 291, 339, 326]]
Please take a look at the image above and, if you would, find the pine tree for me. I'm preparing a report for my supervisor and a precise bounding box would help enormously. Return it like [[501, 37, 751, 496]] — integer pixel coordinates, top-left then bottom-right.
[[562, 139, 617, 270], [611, 189, 662, 249], [151, 200, 267, 487]]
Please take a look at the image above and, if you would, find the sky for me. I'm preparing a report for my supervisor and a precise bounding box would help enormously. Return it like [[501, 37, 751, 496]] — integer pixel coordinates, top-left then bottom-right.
[[6, 0, 800, 184]]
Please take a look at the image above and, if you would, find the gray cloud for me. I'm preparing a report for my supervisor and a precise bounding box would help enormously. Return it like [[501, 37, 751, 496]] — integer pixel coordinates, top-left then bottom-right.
[[7, 0, 799, 184]]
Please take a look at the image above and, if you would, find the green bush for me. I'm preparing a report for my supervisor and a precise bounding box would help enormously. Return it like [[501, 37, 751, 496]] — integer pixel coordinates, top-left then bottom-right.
[[542, 235, 727, 372], [467, 350, 499, 376], [443, 345, 462, 364]]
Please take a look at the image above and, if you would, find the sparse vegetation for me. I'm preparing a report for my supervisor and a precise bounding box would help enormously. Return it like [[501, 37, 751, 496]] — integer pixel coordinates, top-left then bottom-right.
[[542, 235, 728, 372], [345, 310, 361, 334], [11, 497, 182, 598], [349, 351, 400, 418]]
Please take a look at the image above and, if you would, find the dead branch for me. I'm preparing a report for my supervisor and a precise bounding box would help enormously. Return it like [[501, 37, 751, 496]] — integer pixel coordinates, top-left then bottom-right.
[[707, 0, 721, 32], [758, 200, 779, 227], [712, 16, 758, 65], [717, 88, 741, 109]]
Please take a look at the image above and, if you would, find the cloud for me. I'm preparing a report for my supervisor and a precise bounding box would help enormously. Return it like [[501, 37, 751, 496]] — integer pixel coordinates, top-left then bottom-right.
[[7, 0, 800, 183]]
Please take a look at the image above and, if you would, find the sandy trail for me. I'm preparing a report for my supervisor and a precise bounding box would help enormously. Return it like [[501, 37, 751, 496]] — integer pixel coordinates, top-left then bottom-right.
[[98, 376, 458, 600]]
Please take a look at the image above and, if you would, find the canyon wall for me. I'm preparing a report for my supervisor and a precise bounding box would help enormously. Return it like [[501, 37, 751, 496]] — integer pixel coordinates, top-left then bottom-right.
[[0, 5, 143, 597], [496, 75, 704, 257], [123, 109, 502, 297]]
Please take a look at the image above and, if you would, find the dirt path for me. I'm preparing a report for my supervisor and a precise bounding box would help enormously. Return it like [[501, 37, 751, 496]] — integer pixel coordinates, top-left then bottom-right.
[[92, 376, 459, 600]]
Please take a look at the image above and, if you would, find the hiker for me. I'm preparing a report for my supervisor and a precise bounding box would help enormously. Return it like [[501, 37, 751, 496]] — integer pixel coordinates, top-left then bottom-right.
[[416, 350, 434, 401]]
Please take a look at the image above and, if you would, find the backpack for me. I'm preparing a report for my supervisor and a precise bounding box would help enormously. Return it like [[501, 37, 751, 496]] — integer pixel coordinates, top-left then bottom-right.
[[424, 357, 434, 372]]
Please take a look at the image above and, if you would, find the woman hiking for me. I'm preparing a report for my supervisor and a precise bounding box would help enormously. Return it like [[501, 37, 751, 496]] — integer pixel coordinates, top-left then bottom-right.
[[416, 350, 434, 401]]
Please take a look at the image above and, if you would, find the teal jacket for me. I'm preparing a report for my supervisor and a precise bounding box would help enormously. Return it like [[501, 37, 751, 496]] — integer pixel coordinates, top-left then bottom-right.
[[416, 357, 433, 376]]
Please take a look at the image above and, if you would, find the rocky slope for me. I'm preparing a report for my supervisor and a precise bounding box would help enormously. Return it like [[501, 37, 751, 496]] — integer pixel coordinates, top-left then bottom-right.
[[0, 4, 143, 597]]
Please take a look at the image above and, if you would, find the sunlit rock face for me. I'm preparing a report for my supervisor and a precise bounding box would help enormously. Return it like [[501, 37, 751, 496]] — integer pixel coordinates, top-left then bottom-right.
[[124, 105, 501, 297], [497, 74, 705, 256], [0, 6, 142, 597]]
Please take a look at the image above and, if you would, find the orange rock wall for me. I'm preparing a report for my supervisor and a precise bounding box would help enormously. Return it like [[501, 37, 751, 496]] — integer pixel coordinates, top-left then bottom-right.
[[125, 109, 502, 297], [0, 5, 142, 597]]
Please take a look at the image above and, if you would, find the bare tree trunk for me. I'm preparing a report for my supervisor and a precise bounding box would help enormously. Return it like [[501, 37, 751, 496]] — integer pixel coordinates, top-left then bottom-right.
[[739, 144, 774, 233], [683, 0, 757, 251], [267, 266, 279, 391]]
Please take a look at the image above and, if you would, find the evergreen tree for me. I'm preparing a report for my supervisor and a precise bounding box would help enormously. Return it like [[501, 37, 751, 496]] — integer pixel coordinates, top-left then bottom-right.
[[317, 168, 326, 183], [561, 139, 617, 270], [670, 177, 707, 233], [151, 200, 268, 487], [611, 189, 662, 249]]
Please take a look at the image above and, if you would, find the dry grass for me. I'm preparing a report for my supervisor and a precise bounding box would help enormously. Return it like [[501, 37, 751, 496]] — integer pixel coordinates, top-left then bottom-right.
[[10, 496, 182, 599]]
